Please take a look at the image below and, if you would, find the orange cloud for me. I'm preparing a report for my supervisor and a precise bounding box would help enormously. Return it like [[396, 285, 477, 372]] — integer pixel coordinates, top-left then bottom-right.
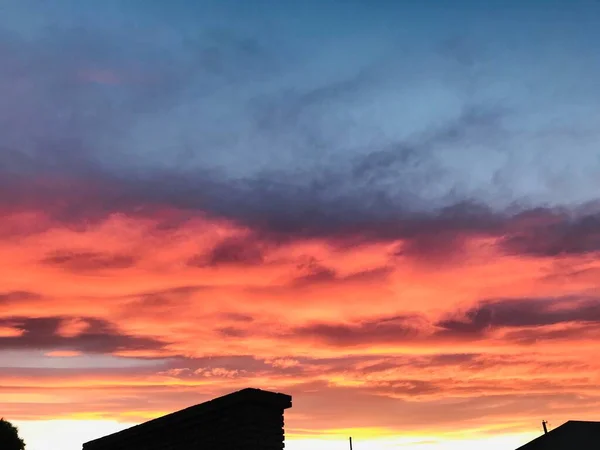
[[2, 204, 600, 448]]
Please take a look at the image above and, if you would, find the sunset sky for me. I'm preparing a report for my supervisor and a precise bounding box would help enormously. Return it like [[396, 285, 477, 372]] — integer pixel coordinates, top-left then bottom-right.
[[2, 1, 600, 449]]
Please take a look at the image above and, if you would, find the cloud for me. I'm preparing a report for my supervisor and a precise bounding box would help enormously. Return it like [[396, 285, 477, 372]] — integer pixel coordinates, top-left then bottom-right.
[[220, 313, 254, 323], [41, 250, 136, 272], [155, 355, 273, 379], [0, 291, 41, 305], [283, 383, 600, 435], [499, 209, 600, 257], [293, 314, 426, 347], [290, 258, 338, 286], [2, 42, 600, 262], [291, 296, 600, 348], [217, 327, 250, 338], [0, 316, 168, 354], [7, 174, 600, 267], [188, 236, 267, 267], [3, 1, 600, 445], [436, 296, 600, 336], [504, 323, 600, 345], [193, 367, 241, 378], [117, 286, 208, 320], [0, 19, 565, 249], [131, 286, 206, 306], [291, 258, 393, 287], [1, 0, 600, 256]]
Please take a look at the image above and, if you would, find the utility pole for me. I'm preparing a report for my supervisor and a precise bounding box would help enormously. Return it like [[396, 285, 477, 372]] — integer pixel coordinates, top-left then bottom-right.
[[542, 420, 548, 434], [349, 436, 353, 450]]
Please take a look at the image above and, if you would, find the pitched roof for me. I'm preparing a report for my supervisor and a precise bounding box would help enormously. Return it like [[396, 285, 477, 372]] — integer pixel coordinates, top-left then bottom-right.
[[83, 388, 292, 450], [516, 421, 600, 449]]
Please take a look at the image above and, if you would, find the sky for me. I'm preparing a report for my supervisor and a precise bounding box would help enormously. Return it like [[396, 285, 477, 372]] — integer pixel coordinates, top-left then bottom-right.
[[2, 0, 600, 449]]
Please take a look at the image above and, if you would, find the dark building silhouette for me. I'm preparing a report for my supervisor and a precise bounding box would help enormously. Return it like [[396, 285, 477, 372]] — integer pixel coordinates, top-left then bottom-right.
[[83, 388, 292, 450], [516, 421, 600, 449]]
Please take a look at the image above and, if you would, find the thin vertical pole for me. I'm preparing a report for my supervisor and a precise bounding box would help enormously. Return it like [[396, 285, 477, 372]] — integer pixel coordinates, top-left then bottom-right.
[[349, 436, 353, 450]]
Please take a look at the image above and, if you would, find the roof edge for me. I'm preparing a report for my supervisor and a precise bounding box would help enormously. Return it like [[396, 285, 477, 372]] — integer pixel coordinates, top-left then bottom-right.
[[83, 388, 292, 448]]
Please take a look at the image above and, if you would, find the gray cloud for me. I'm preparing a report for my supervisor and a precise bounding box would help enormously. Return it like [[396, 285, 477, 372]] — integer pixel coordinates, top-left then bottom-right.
[[118, 285, 207, 318], [42, 250, 136, 272], [0, 316, 168, 353], [292, 296, 600, 347], [294, 314, 426, 347], [189, 236, 267, 267], [291, 257, 393, 287], [437, 296, 600, 336], [499, 209, 600, 257]]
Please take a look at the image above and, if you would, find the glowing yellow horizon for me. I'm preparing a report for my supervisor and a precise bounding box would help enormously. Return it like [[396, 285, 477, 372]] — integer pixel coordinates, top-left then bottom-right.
[[14, 419, 540, 450]]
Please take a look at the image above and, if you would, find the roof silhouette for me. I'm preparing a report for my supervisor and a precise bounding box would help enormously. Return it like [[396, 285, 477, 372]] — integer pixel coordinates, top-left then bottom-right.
[[83, 388, 292, 449], [516, 420, 600, 449]]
